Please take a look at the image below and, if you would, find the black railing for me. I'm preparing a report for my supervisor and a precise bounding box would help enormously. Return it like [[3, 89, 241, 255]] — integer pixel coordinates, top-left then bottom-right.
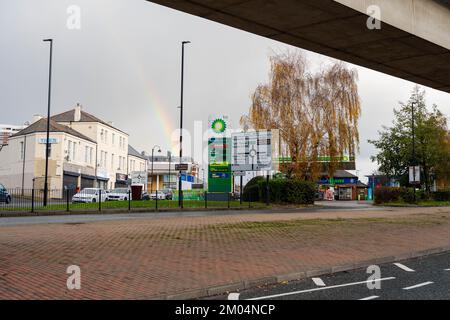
[[0, 188, 267, 214]]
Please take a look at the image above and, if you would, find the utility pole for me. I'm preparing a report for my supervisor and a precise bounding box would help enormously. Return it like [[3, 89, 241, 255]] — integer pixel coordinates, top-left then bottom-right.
[[411, 102, 417, 202], [43, 38, 53, 207], [178, 41, 190, 208], [151, 145, 161, 193], [168, 151, 172, 190]]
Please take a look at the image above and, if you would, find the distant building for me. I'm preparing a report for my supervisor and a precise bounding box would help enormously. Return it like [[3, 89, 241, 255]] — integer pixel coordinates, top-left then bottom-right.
[[0, 118, 96, 193], [318, 170, 367, 200], [51, 104, 129, 190], [127, 145, 148, 190], [0, 104, 147, 195], [146, 154, 199, 191], [0, 123, 28, 147]]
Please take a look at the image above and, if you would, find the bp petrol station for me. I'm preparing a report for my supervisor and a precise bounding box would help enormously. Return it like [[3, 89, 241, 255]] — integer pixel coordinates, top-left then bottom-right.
[[207, 115, 274, 200]]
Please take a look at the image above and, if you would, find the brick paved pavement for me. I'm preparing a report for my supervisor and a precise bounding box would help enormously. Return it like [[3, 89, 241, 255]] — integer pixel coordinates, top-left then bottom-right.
[[0, 207, 449, 299]]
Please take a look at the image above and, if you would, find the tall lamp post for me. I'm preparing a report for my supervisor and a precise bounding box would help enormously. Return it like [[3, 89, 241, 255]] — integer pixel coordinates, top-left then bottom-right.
[[178, 40, 190, 208], [411, 102, 417, 202], [43, 38, 53, 206], [167, 151, 172, 189], [151, 145, 161, 193]]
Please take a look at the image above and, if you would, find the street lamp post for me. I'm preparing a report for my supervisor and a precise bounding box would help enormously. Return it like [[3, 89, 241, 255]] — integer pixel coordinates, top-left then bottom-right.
[[411, 102, 417, 202], [151, 145, 161, 193], [43, 38, 53, 207], [178, 40, 190, 208], [168, 151, 172, 189]]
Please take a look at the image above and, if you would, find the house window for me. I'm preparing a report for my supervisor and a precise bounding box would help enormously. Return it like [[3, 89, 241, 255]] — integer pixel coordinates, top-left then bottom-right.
[[72, 142, 76, 161], [85, 146, 88, 163], [68, 141, 72, 161], [112, 133, 115, 145], [111, 154, 114, 170]]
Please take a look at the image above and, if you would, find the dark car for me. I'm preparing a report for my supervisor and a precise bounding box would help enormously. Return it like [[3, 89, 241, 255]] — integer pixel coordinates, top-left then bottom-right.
[[0, 183, 11, 204], [142, 191, 151, 201]]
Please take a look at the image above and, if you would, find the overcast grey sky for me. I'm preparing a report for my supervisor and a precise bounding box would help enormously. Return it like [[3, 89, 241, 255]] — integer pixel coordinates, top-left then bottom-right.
[[1, 0, 449, 180]]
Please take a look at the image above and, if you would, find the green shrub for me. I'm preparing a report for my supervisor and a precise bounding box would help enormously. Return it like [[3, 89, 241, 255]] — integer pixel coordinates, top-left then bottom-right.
[[374, 187, 403, 204], [431, 190, 450, 201], [242, 176, 265, 202], [245, 177, 315, 205], [374, 186, 422, 204], [399, 188, 416, 204]]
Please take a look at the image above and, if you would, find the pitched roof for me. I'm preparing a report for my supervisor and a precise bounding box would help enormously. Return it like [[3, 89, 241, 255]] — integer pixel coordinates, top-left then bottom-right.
[[333, 170, 358, 178], [51, 109, 128, 135], [128, 145, 147, 160], [11, 118, 96, 143]]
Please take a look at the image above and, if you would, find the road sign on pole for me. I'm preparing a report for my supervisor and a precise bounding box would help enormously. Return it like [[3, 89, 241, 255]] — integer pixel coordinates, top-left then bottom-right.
[[175, 163, 189, 171], [409, 166, 420, 184], [231, 131, 273, 172]]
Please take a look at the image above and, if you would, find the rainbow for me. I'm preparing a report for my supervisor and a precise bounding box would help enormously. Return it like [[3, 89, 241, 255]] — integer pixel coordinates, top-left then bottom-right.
[[103, 25, 177, 153], [141, 78, 177, 152]]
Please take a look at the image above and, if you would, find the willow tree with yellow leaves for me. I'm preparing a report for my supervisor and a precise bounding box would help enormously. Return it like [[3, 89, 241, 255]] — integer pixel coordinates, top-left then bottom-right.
[[241, 51, 361, 180]]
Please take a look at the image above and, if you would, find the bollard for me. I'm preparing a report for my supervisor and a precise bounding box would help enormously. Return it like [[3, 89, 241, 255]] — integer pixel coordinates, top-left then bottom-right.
[[205, 191, 207, 209], [156, 190, 158, 211], [99, 189, 102, 212], [31, 188, 35, 213]]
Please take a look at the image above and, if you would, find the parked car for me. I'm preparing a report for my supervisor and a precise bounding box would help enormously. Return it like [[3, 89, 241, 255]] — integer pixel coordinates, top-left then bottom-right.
[[150, 190, 166, 200], [0, 184, 11, 204], [160, 189, 173, 200], [142, 191, 151, 201], [106, 188, 130, 201], [72, 188, 108, 203]]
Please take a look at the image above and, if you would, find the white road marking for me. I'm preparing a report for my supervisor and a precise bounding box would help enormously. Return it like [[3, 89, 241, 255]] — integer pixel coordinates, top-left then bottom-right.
[[312, 277, 326, 287], [403, 281, 434, 290], [393, 263, 415, 272], [247, 277, 396, 300], [359, 296, 379, 300], [228, 293, 240, 300], [445, 268, 450, 271]]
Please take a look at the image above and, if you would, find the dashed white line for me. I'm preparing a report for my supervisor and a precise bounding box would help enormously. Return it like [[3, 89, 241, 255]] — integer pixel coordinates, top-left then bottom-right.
[[247, 277, 396, 300], [403, 281, 434, 290], [359, 296, 379, 300], [394, 263, 415, 272], [312, 277, 326, 287], [445, 268, 450, 271], [228, 293, 240, 300]]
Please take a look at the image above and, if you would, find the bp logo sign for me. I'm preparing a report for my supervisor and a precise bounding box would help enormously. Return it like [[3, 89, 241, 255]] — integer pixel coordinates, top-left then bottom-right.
[[211, 118, 227, 134]]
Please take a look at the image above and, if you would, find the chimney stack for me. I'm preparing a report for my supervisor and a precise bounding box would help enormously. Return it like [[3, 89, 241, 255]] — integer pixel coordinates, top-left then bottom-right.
[[74, 103, 82, 122]]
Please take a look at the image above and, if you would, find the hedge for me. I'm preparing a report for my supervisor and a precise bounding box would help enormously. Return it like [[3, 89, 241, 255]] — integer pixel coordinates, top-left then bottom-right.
[[374, 187, 450, 204], [243, 177, 315, 205], [431, 190, 450, 202]]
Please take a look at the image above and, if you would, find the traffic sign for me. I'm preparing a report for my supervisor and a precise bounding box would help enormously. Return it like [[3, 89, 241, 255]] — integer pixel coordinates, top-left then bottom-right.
[[409, 166, 420, 184], [175, 163, 189, 171], [231, 131, 273, 171]]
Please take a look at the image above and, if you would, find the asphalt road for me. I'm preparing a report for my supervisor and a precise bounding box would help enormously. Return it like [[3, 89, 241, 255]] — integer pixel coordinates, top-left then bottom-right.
[[0, 201, 383, 227], [229, 252, 450, 300]]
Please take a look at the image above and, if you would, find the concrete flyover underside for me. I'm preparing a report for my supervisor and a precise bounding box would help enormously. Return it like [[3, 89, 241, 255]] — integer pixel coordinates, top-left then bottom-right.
[[147, 0, 450, 93]]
